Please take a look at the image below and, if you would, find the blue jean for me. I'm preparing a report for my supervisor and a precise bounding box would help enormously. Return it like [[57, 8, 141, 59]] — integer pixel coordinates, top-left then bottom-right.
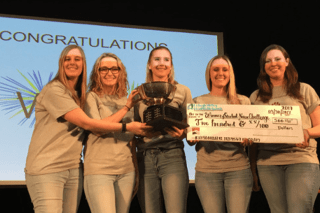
[[84, 172, 135, 213], [25, 167, 83, 213], [257, 163, 320, 213], [195, 168, 253, 213], [137, 148, 189, 213]]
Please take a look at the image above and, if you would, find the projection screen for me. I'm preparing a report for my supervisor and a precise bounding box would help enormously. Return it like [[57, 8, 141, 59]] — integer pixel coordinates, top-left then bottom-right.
[[0, 14, 223, 184]]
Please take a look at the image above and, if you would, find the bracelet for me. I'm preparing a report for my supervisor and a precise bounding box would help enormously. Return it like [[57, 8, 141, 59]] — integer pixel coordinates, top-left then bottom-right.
[[122, 122, 126, 133], [124, 105, 130, 110]]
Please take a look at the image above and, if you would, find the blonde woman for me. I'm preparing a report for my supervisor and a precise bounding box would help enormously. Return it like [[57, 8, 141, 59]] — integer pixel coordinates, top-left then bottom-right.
[[135, 46, 192, 213], [189, 55, 253, 213], [83, 53, 140, 213]]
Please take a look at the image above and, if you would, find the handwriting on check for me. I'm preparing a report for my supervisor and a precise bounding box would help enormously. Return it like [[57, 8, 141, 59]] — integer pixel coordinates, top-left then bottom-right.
[[189, 111, 295, 130], [187, 104, 303, 143]]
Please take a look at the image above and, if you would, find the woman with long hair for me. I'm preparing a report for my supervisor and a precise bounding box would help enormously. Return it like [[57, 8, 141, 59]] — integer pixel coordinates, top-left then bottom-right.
[[25, 45, 150, 213], [189, 55, 253, 213], [83, 53, 139, 213], [135, 46, 192, 213], [250, 44, 320, 213]]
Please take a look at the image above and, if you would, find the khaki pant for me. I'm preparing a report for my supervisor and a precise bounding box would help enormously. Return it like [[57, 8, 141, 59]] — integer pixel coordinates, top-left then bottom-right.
[[25, 167, 83, 213]]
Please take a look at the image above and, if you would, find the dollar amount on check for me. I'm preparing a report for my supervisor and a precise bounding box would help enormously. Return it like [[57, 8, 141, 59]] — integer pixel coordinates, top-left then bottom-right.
[[187, 104, 304, 143]]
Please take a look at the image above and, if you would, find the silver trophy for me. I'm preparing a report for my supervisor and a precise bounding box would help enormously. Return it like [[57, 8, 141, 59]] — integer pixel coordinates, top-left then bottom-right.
[[133, 81, 189, 134]]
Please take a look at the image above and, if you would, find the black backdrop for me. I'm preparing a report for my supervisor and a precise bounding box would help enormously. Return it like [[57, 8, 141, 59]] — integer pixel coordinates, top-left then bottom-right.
[[1, 1, 320, 212], [1, 1, 319, 99]]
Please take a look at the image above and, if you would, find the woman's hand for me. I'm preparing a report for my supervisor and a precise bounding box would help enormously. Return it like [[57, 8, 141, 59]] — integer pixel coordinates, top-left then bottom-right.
[[188, 140, 199, 144], [126, 89, 139, 109], [296, 129, 310, 148], [187, 139, 199, 146], [164, 126, 185, 140], [241, 138, 253, 146], [127, 122, 153, 136]]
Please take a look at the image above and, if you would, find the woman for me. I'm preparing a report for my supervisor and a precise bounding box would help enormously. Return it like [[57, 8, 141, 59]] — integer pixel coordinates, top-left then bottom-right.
[[189, 55, 253, 213], [250, 44, 320, 213], [84, 53, 139, 213], [25, 45, 150, 213], [135, 46, 192, 213]]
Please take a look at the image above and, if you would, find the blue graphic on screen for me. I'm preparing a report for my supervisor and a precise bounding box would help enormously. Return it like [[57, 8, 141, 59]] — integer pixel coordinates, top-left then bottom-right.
[[0, 70, 53, 127], [0, 15, 220, 182]]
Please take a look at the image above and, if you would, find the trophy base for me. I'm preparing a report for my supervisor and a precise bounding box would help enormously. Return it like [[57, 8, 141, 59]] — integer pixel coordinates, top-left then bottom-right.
[[146, 117, 189, 134], [143, 105, 189, 134]]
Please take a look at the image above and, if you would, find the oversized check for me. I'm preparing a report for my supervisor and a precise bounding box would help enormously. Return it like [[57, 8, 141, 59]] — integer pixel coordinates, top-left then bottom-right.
[[187, 104, 304, 143]]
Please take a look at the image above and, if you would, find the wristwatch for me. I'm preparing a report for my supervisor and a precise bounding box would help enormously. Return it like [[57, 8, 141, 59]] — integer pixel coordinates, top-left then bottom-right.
[[122, 122, 126, 133]]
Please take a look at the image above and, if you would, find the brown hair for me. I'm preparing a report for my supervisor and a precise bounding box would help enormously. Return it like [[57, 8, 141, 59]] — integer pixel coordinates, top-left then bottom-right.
[[88, 53, 128, 98], [256, 44, 302, 103], [145, 46, 177, 84], [205, 55, 240, 104], [51, 45, 87, 109]]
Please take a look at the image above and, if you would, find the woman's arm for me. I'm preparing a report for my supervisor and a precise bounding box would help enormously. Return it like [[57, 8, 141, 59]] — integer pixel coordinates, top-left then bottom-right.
[[164, 126, 186, 140], [306, 105, 320, 139], [63, 108, 151, 135], [164, 117, 189, 140], [101, 90, 139, 123], [164, 86, 193, 140], [296, 105, 320, 148]]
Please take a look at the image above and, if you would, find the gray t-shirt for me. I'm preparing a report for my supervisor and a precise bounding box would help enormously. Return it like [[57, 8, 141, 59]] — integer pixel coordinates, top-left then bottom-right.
[[25, 81, 83, 175], [250, 83, 320, 165], [135, 83, 193, 151], [193, 93, 251, 173], [83, 91, 134, 175]]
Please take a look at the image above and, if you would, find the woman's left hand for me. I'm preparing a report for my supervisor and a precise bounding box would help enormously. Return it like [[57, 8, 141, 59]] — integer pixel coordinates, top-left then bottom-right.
[[164, 126, 185, 139], [296, 129, 310, 148]]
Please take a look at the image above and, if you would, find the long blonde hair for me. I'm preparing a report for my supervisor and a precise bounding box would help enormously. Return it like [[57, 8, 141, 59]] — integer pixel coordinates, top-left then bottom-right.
[[51, 45, 87, 109], [205, 55, 239, 104], [145, 46, 177, 84], [88, 53, 128, 98]]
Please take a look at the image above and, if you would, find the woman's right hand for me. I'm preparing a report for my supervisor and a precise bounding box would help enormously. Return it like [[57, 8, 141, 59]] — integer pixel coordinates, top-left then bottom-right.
[[126, 89, 140, 109], [127, 122, 153, 135], [296, 129, 310, 148]]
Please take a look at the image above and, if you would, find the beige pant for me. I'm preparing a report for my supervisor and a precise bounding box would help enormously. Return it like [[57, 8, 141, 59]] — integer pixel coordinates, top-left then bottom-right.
[[25, 167, 83, 213], [84, 172, 135, 213]]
